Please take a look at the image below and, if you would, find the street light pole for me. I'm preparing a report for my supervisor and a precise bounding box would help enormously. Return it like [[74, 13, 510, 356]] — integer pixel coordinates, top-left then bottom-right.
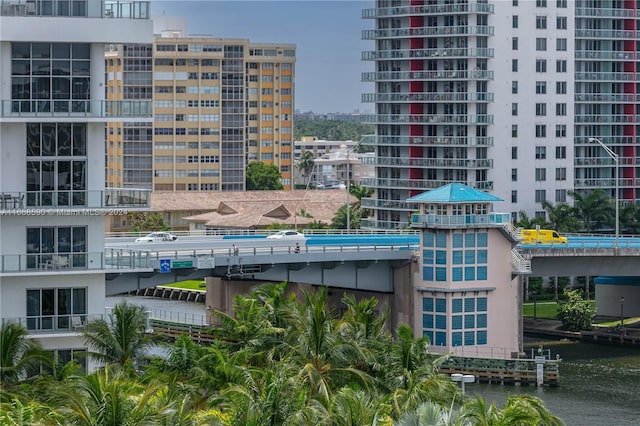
[[346, 148, 350, 232], [620, 296, 624, 330], [589, 137, 619, 248]]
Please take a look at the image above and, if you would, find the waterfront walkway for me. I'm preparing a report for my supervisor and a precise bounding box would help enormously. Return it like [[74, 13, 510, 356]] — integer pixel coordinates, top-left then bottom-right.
[[524, 317, 640, 347]]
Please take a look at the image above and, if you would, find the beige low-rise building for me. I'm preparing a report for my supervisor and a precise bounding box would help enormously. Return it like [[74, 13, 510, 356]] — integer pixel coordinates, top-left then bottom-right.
[[107, 189, 352, 232]]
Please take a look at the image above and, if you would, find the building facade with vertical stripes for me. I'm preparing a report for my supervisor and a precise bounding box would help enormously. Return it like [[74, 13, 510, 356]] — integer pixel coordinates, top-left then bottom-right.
[[362, 0, 639, 229], [106, 29, 296, 192]]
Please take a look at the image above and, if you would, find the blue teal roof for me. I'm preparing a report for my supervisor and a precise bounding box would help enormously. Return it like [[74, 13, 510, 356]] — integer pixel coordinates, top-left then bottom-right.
[[407, 183, 503, 203]]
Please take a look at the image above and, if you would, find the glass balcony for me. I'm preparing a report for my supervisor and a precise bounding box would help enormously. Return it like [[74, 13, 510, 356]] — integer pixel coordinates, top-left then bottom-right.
[[575, 50, 635, 60], [0, 188, 150, 210], [362, 92, 494, 103], [410, 213, 511, 229], [361, 113, 494, 125], [361, 178, 493, 191], [574, 71, 635, 82], [575, 94, 635, 103], [574, 115, 636, 123], [0, 0, 150, 18], [574, 177, 636, 189], [0, 250, 152, 273], [366, 157, 493, 169], [2, 314, 105, 334], [362, 198, 415, 211], [362, 3, 494, 19], [360, 135, 494, 147], [363, 47, 494, 61], [362, 25, 493, 40], [361, 218, 408, 230], [575, 7, 635, 18], [1, 100, 152, 119], [362, 70, 494, 82], [575, 29, 634, 39]]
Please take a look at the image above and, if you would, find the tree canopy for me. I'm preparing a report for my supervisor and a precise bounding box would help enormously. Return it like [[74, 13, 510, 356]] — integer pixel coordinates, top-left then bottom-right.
[[294, 119, 375, 142], [246, 161, 284, 190]]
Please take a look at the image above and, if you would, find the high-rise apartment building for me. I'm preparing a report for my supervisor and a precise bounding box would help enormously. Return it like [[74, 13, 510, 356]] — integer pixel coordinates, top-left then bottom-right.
[[106, 26, 296, 192], [362, 0, 639, 229], [0, 0, 152, 371]]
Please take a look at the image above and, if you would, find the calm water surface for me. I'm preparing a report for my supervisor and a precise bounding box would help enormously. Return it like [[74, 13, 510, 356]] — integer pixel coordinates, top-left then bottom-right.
[[112, 296, 640, 425], [470, 340, 640, 425]]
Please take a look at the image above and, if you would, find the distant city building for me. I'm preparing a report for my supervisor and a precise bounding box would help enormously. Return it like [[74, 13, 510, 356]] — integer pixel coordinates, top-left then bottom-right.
[[361, 0, 638, 229], [294, 111, 362, 122], [106, 18, 296, 191], [293, 137, 374, 188]]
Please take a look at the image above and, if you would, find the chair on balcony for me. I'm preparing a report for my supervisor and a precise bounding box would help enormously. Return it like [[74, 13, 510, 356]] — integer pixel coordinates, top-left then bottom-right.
[[71, 316, 85, 331], [51, 254, 70, 270]]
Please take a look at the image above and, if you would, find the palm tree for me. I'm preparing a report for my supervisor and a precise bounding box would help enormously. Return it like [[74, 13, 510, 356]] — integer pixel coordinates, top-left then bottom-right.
[[349, 184, 374, 216], [461, 394, 565, 426], [56, 365, 165, 426], [0, 322, 49, 394], [515, 211, 549, 229], [541, 201, 581, 233], [0, 398, 62, 426], [82, 301, 154, 369], [288, 287, 372, 408], [569, 189, 612, 232], [297, 150, 316, 186]]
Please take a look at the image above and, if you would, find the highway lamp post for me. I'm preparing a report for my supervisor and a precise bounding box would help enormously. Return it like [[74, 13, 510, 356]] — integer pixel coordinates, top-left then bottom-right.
[[451, 373, 475, 395], [620, 296, 624, 331], [533, 289, 538, 321], [589, 137, 619, 249], [346, 149, 350, 232]]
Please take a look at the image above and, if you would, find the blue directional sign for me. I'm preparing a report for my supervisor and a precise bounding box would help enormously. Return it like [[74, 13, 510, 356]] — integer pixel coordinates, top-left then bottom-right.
[[159, 259, 171, 273]]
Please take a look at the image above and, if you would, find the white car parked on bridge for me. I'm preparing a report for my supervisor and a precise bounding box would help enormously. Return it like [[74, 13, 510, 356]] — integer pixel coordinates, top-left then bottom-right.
[[135, 232, 178, 243]]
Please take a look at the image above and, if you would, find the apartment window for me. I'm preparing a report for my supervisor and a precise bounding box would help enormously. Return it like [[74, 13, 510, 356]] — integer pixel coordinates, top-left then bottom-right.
[[536, 16, 547, 29], [536, 103, 547, 116], [556, 81, 567, 94], [512, 146, 518, 159], [26, 287, 87, 331], [513, 0, 518, 5], [512, 38, 519, 50], [535, 146, 547, 159], [556, 103, 567, 116], [536, 38, 547, 51], [26, 226, 87, 270], [512, 103, 518, 116], [556, 124, 567, 137], [557, 0, 567, 7], [535, 81, 547, 94], [556, 168, 567, 181], [11, 43, 91, 113], [511, 169, 518, 182], [512, 125, 518, 138], [512, 59, 518, 72], [512, 81, 518, 94], [536, 167, 547, 183], [511, 191, 518, 203], [536, 59, 547, 73], [536, 0, 547, 6], [535, 190, 546, 203], [556, 146, 566, 159], [512, 15, 518, 28], [556, 60, 567, 73], [556, 38, 567, 51], [557, 16, 567, 30], [535, 125, 546, 137], [556, 189, 567, 202]]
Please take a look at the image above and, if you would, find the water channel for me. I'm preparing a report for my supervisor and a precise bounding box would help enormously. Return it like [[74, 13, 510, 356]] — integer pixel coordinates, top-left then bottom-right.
[[108, 295, 640, 425]]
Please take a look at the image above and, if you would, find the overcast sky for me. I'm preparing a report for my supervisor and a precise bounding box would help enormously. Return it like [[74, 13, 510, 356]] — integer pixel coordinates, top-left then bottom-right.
[[152, 1, 373, 113]]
